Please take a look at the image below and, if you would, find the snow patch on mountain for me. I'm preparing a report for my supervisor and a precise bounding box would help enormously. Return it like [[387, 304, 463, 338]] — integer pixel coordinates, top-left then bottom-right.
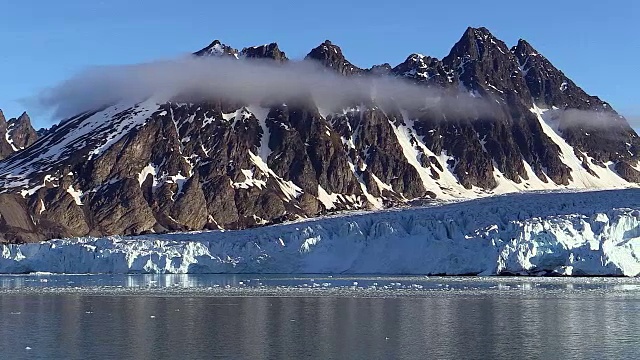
[[138, 164, 158, 187], [248, 151, 302, 201], [19, 174, 56, 197], [392, 111, 487, 200], [1, 190, 638, 275], [0, 99, 161, 193], [391, 116, 443, 195], [66, 185, 83, 205], [530, 104, 630, 189], [491, 159, 556, 193], [38, 199, 46, 214], [248, 105, 272, 163], [4, 122, 19, 152], [233, 169, 266, 190], [87, 99, 159, 160], [317, 185, 339, 210]]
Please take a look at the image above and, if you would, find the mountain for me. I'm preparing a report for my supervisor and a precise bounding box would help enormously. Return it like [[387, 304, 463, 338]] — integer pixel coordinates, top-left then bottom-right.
[[0, 110, 38, 160], [305, 40, 363, 75], [0, 27, 638, 243]]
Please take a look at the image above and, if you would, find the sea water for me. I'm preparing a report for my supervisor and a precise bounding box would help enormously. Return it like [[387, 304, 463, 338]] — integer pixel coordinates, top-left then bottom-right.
[[0, 275, 638, 359]]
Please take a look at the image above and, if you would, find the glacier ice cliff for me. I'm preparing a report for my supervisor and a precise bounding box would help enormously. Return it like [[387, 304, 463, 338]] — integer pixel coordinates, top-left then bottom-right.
[[1, 190, 639, 276]]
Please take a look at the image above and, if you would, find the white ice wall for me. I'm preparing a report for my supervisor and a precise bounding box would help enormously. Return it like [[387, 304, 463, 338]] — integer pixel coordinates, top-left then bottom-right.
[[1, 190, 639, 276]]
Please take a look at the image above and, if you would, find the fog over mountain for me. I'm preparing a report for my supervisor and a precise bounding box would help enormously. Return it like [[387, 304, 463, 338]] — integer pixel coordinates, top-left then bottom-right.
[[34, 55, 502, 121]]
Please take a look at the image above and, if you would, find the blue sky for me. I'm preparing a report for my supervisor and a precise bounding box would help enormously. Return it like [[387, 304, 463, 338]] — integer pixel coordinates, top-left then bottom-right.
[[0, 0, 638, 128]]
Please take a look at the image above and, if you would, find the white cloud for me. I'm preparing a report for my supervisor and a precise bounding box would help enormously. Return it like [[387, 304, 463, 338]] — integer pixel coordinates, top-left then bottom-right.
[[32, 55, 499, 120]]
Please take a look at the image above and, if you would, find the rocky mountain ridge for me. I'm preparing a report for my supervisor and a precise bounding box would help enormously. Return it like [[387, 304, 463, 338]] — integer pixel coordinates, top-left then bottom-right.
[[0, 110, 38, 160], [0, 26, 638, 243]]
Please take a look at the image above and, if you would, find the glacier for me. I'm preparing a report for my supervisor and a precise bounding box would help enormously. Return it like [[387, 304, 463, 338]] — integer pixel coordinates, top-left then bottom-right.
[[1, 189, 639, 276]]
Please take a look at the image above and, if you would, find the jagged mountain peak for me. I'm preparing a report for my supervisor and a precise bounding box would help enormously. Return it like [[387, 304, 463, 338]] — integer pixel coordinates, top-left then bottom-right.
[[306, 40, 342, 56], [439, 26, 529, 96], [391, 53, 450, 84], [11, 112, 31, 124], [6, 112, 38, 151], [193, 39, 239, 58], [305, 40, 362, 75], [445, 26, 513, 63], [7, 112, 33, 130], [368, 63, 393, 76], [511, 37, 590, 108], [464, 26, 493, 39], [461, 27, 509, 47], [240, 42, 288, 62], [401, 53, 440, 67], [0, 110, 38, 159], [512, 38, 540, 57], [396, 53, 439, 69]]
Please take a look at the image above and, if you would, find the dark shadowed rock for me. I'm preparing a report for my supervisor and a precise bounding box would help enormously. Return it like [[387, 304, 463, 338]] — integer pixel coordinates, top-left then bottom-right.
[[305, 40, 363, 76], [0, 110, 14, 160], [87, 178, 156, 235], [0, 193, 41, 243], [368, 63, 393, 76], [7, 113, 38, 150], [29, 184, 90, 238], [241, 43, 288, 62], [615, 161, 640, 183], [0, 110, 39, 160], [166, 173, 208, 231]]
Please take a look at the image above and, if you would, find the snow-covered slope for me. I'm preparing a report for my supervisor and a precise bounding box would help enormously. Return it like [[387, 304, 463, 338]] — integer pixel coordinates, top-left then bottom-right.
[[1, 189, 639, 276]]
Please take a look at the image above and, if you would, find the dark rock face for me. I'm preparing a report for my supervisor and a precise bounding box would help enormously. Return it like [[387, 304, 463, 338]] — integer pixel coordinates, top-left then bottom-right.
[[241, 43, 288, 62], [615, 161, 640, 183], [36, 128, 50, 137], [0, 110, 14, 159], [330, 107, 427, 198], [194, 40, 239, 58], [305, 40, 363, 76], [437, 27, 575, 186], [0, 194, 39, 243], [512, 38, 640, 177], [377, 27, 575, 188], [368, 63, 393, 76], [7, 113, 38, 150], [0, 27, 638, 243], [0, 110, 38, 160], [29, 184, 90, 238], [392, 54, 450, 85], [87, 178, 157, 235]]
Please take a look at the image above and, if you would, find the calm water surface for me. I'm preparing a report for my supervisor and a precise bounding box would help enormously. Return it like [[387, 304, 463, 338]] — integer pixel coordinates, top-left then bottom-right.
[[0, 275, 638, 360]]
